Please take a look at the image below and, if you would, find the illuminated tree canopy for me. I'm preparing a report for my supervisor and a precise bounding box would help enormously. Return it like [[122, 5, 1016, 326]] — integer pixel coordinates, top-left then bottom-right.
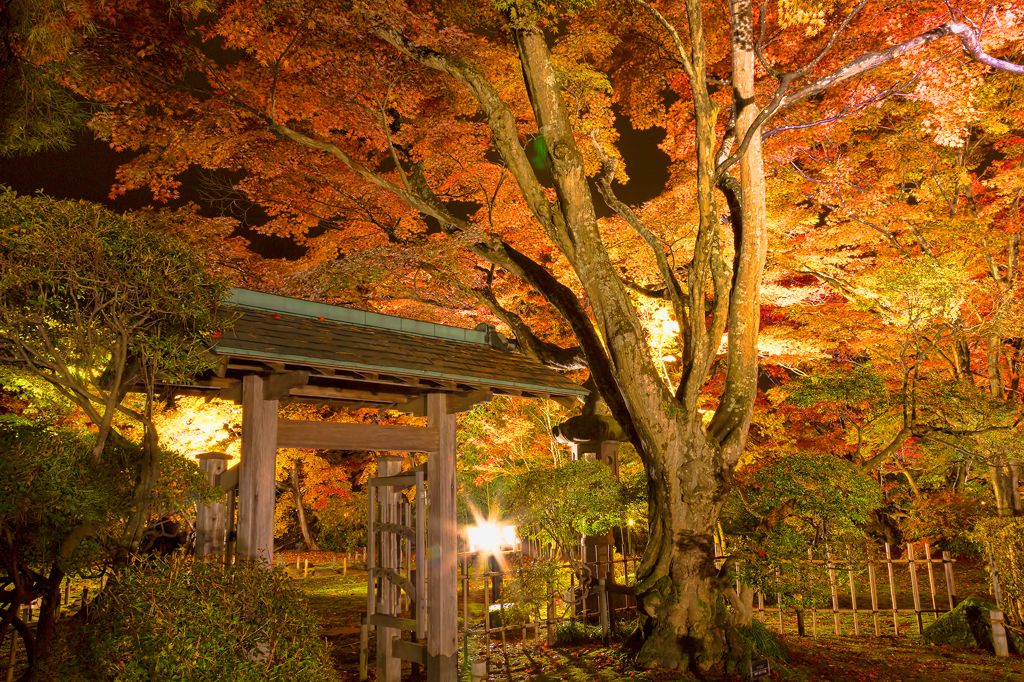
[[4, 0, 1024, 672]]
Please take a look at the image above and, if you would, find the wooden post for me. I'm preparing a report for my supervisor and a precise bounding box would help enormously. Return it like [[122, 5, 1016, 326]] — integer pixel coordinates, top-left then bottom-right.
[[908, 543, 923, 634], [826, 545, 840, 635], [195, 452, 230, 560], [885, 543, 899, 635], [547, 577, 556, 646], [461, 555, 470, 668], [359, 613, 369, 681], [757, 591, 764, 623], [942, 551, 957, 609], [63, 579, 70, 606], [598, 578, 610, 642], [988, 543, 1005, 609], [237, 376, 278, 566], [224, 489, 236, 566], [924, 542, 938, 620], [775, 566, 784, 634], [846, 546, 860, 636], [868, 556, 880, 637], [376, 455, 402, 682], [304, 558, 309, 578], [427, 393, 458, 682], [484, 564, 492, 636], [806, 548, 817, 638], [362, 481, 376, 682]]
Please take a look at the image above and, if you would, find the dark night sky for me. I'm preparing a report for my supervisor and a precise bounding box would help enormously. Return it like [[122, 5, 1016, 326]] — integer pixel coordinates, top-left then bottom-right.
[[0, 118, 670, 260]]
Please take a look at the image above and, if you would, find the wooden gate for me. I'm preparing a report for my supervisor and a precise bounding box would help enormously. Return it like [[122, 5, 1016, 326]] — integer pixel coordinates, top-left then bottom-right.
[[360, 456, 427, 681]]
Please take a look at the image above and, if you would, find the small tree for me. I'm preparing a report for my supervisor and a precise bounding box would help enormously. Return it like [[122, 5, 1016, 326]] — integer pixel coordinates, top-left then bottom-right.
[[0, 417, 215, 678], [0, 188, 228, 552], [505, 459, 625, 592]]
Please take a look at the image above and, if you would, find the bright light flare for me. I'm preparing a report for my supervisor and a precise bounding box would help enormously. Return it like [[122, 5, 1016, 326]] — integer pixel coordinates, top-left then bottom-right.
[[467, 523, 517, 553]]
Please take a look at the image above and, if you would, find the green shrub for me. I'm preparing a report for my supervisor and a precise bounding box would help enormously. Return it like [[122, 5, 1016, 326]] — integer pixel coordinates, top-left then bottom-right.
[[60, 555, 338, 681], [552, 619, 603, 646], [970, 518, 1024, 628]]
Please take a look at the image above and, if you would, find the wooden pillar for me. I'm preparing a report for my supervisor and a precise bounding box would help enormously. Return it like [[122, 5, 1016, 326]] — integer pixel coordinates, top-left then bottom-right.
[[237, 375, 278, 566], [376, 455, 403, 682], [195, 452, 230, 560], [427, 393, 458, 682]]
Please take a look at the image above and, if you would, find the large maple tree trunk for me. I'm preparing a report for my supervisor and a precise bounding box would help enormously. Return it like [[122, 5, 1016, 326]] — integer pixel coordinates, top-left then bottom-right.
[[634, 421, 740, 670]]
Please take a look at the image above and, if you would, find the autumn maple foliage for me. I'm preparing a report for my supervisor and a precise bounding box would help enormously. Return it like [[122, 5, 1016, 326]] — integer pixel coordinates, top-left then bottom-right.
[[23, 0, 1024, 672]]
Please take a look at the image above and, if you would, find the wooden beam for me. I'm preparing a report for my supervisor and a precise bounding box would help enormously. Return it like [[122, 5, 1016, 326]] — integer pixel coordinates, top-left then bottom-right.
[[394, 396, 427, 418], [217, 463, 240, 492], [288, 384, 413, 404], [393, 639, 426, 665], [426, 393, 458, 681], [219, 382, 242, 404], [447, 389, 492, 414], [551, 394, 579, 409], [263, 370, 310, 399], [277, 419, 439, 452], [236, 376, 277, 567]]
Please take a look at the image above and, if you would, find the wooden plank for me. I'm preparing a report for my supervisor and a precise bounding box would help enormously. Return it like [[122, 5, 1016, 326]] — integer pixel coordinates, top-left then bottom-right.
[[236, 376, 277, 566], [426, 393, 458, 681], [217, 463, 240, 492], [446, 389, 492, 414], [371, 475, 418, 490], [264, 370, 310, 399], [289, 384, 413, 403], [379, 566, 416, 605], [277, 419, 439, 452], [393, 638, 426, 665], [377, 522, 415, 539], [370, 613, 419, 632]]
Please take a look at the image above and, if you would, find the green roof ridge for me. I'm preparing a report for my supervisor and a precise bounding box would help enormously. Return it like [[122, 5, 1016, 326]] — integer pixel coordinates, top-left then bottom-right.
[[226, 288, 488, 345]]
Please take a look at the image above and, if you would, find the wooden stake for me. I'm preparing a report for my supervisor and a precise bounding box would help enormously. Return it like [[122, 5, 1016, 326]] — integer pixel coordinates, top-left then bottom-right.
[[942, 551, 957, 609], [775, 566, 784, 634], [908, 543, 923, 634], [868, 555, 880, 637], [885, 542, 899, 636], [304, 558, 309, 578], [846, 546, 860, 636], [825, 545, 840, 635], [807, 548, 818, 638], [924, 542, 938, 620]]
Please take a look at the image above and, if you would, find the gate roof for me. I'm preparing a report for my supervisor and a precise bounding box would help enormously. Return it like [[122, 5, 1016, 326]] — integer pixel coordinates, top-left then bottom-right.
[[168, 289, 586, 412]]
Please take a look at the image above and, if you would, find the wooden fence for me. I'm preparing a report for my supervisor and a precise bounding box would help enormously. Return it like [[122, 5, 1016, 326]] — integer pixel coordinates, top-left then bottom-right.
[[451, 539, 962, 658], [748, 541, 958, 637], [455, 543, 641, 652]]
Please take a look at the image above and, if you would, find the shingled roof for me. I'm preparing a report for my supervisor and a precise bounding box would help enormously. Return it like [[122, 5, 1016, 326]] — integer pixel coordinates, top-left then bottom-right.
[[172, 289, 587, 412]]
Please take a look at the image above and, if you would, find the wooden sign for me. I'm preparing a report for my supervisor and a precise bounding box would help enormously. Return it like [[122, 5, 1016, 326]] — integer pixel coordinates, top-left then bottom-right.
[[750, 658, 771, 680]]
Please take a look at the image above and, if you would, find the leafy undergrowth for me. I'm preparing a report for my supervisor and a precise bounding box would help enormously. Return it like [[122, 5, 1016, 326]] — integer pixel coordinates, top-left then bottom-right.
[[294, 568, 1022, 681]]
